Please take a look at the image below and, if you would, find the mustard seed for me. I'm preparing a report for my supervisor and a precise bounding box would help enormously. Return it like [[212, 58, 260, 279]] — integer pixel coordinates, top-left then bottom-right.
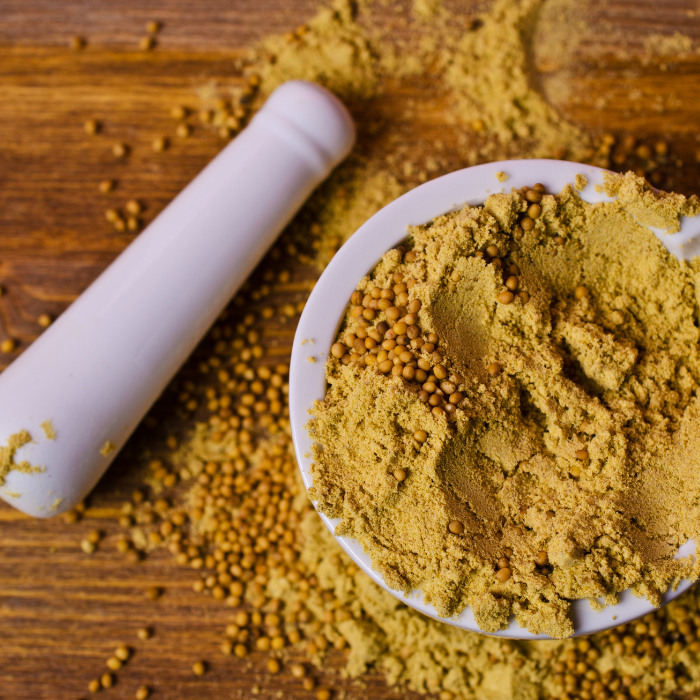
[[101, 673, 114, 689], [527, 203, 541, 218], [135, 686, 150, 700], [291, 663, 306, 678], [532, 183, 546, 193], [576, 449, 589, 461], [414, 429, 428, 443], [574, 285, 589, 299], [139, 36, 156, 51], [505, 276, 519, 291], [88, 679, 100, 692], [448, 520, 464, 535], [317, 690, 331, 700], [267, 658, 281, 674], [38, 314, 52, 328], [525, 190, 542, 203], [520, 216, 535, 231], [146, 20, 161, 33], [115, 644, 131, 661], [106, 657, 122, 671], [394, 469, 406, 482], [535, 551, 549, 566], [303, 677, 316, 691], [176, 124, 191, 138], [112, 143, 128, 158], [146, 586, 162, 600], [84, 119, 99, 135], [126, 199, 142, 215], [137, 627, 151, 640], [192, 661, 206, 675], [153, 136, 168, 152], [99, 179, 115, 193], [487, 362, 502, 376], [495, 568, 512, 583], [71, 36, 86, 50], [497, 291, 515, 304]]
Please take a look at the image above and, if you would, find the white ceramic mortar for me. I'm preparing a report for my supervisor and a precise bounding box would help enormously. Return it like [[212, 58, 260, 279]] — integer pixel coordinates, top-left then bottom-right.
[[289, 159, 698, 639]]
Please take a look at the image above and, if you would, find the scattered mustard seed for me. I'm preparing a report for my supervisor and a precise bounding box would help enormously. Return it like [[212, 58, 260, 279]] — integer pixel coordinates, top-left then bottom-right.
[[176, 123, 191, 139], [152, 136, 168, 153], [145, 586, 162, 601], [139, 36, 156, 51], [112, 143, 128, 159], [114, 644, 130, 661], [99, 179, 115, 194], [192, 661, 206, 676], [84, 119, 99, 135], [126, 199, 142, 215], [0, 339, 16, 353]]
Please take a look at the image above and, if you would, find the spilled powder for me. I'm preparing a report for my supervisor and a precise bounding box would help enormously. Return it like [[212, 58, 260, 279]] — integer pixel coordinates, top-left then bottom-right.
[[309, 172, 700, 638]]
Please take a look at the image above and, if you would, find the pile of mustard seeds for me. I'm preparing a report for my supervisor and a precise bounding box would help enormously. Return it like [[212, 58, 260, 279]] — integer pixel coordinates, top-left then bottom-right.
[[50, 0, 700, 698]]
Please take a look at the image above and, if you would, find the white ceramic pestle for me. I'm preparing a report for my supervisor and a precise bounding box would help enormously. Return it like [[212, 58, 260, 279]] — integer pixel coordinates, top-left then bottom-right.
[[0, 80, 355, 519], [289, 159, 698, 639]]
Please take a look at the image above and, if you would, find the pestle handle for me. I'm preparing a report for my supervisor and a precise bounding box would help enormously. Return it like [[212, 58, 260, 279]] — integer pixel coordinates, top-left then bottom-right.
[[0, 80, 355, 517]]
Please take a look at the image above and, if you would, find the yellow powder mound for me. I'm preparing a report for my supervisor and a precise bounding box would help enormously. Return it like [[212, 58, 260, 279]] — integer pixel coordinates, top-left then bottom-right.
[[309, 173, 700, 638]]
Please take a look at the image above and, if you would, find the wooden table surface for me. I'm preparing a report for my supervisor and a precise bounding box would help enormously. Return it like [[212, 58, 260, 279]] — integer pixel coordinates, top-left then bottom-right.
[[3, 1, 700, 699]]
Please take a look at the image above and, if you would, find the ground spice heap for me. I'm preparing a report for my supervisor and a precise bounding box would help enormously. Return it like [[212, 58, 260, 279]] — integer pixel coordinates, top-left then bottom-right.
[[308, 171, 700, 638]]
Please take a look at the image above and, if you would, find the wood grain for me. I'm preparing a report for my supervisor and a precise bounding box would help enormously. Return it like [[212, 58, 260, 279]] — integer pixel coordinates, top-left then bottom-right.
[[3, 1, 700, 698]]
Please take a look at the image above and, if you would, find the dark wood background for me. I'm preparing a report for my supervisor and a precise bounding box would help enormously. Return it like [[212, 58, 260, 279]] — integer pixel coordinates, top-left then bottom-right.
[[3, 1, 700, 698]]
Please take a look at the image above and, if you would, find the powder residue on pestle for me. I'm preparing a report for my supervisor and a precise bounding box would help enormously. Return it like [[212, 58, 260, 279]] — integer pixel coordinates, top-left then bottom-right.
[[0, 429, 41, 486], [41, 420, 56, 441], [308, 172, 700, 638]]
